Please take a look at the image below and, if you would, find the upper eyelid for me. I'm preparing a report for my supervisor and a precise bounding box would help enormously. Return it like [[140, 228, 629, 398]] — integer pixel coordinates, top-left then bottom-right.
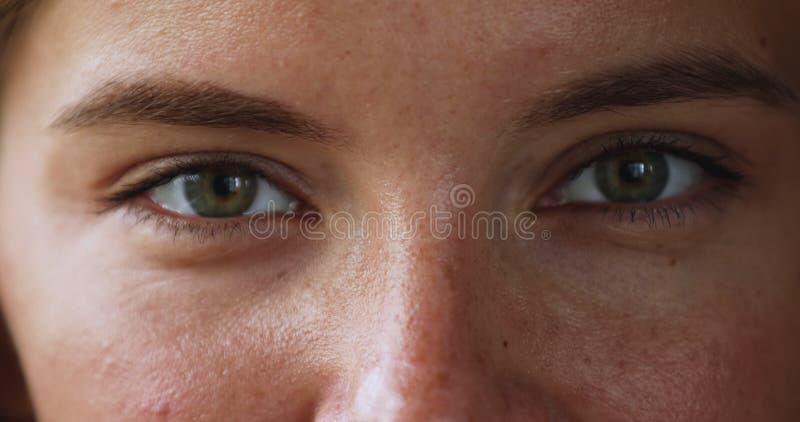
[[100, 152, 312, 209], [102, 159, 267, 204], [580, 142, 712, 174], [544, 130, 744, 184]]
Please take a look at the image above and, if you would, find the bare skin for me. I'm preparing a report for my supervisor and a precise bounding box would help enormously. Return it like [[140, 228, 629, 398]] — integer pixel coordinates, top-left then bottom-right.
[[1, 1, 800, 420]]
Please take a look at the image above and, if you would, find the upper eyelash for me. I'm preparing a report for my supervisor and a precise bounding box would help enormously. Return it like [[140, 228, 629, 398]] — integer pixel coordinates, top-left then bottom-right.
[[100, 154, 299, 242], [572, 132, 746, 183], [102, 154, 276, 206]]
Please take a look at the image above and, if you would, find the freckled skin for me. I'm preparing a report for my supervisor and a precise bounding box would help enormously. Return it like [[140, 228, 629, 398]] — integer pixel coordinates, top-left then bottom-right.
[[1, 0, 800, 421]]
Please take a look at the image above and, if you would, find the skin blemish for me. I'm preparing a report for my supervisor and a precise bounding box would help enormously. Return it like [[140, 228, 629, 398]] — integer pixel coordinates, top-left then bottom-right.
[[503, 340, 509, 349], [155, 402, 171, 418], [759, 36, 767, 48]]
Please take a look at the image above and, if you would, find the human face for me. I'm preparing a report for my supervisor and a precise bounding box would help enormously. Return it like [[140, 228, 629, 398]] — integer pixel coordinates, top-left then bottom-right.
[[1, 1, 799, 420]]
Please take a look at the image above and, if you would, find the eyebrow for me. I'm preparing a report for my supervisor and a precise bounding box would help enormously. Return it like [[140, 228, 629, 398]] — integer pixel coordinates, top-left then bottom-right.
[[520, 50, 798, 127], [52, 50, 797, 140], [51, 78, 332, 142]]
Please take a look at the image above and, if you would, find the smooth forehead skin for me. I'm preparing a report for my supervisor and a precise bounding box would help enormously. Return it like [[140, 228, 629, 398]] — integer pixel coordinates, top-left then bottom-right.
[[1, 0, 800, 421], [14, 0, 799, 141]]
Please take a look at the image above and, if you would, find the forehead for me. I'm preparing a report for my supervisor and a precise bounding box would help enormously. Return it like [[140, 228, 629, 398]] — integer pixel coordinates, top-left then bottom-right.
[[30, 0, 773, 74], [10, 0, 790, 141]]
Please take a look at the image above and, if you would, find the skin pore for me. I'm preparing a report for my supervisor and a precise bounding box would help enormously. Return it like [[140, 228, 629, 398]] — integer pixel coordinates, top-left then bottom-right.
[[1, 0, 800, 420]]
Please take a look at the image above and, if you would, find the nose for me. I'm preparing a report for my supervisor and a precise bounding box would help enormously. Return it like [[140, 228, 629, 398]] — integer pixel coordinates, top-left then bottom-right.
[[315, 226, 551, 421]]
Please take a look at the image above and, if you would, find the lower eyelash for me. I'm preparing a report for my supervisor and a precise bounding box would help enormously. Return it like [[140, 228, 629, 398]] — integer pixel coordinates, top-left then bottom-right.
[[598, 180, 743, 229], [123, 202, 249, 243]]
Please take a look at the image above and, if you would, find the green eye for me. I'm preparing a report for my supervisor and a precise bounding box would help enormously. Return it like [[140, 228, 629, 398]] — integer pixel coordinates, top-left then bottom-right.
[[595, 151, 668, 203], [149, 170, 297, 217], [183, 172, 258, 217], [560, 150, 704, 204]]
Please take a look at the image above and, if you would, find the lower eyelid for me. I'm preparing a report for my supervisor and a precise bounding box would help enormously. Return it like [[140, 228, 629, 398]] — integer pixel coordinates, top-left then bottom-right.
[[123, 188, 317, 244], [535, 177, 742, 233], [102, 203, 305, 265], [119, 199, 269, 246]]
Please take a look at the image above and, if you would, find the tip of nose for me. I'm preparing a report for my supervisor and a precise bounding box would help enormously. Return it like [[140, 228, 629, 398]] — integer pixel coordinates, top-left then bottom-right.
[[314, 361, 556, 422], [350, 367, 411, 419]]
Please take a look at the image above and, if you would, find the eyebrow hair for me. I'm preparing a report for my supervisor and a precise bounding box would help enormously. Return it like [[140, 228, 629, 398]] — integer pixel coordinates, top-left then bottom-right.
[[520, 50, 798, 127], [51, 78, 332, 142], [51, 50, 797, 142]]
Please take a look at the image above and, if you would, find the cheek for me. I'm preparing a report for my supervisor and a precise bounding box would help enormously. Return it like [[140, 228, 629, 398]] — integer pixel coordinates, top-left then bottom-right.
[[10, 253, 328, 421], [39, 304, 322, 421], [556, 315, 798, 420]]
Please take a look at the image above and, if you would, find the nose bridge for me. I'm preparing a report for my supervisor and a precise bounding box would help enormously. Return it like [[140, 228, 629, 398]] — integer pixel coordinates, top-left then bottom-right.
[[313, 174, 558, 419], [379, 235, 470, 368], [340, 227, 499, 420]]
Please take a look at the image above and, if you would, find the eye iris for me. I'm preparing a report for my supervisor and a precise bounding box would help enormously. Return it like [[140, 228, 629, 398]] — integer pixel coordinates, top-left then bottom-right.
[[595, 151, 669, 202], [184, 172, 257, 217]]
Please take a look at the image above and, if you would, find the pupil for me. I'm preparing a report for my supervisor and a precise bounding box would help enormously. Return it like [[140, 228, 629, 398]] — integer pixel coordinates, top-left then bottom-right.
[[212, 175, 240, 197], [619, 161, 647, 184]]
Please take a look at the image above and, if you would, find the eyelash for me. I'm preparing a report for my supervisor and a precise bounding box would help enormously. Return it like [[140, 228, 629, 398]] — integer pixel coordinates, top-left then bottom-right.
[[103, 154, 277, 204], [100, 154, 307, 242], [588, 132, 743, 181], [551, 132, 746, 228], [103, 132, 746, 241], [122, 204, 252, 243]]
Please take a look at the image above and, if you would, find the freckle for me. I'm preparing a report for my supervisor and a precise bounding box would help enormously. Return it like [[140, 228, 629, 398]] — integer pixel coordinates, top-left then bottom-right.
[[276, 270, 287, 280], [583, 356, 591, 365], [502, 340, 508, 349], [669, 257, 677, 266], [759, 36, 767, 48]]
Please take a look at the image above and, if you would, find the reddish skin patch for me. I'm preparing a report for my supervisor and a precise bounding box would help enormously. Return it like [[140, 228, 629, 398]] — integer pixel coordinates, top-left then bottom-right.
[[155, 402, 171, 418]]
